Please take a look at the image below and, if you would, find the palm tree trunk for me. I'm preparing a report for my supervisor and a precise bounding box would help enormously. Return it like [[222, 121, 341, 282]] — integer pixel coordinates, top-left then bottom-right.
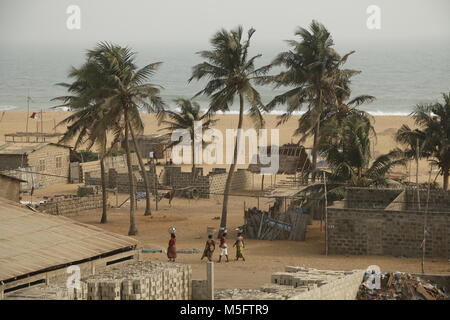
[[443, 169, 449, 191], [219, 94, 244, 238], [99, 155, 108, 224], [128, 123, 152, 216], [311, 120, 320, 183], [124, 112, 137, 235], [191, 134, 196, 182], [311, 90, 322, 183]]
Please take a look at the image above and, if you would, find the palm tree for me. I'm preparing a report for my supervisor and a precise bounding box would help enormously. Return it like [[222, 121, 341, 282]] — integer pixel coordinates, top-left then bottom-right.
[[259, 20, 360, 182], [407, 93, 450, 190], [84, 42, 165, 235], [300, 115, 406, 207], [189, 26, 269, 236], [395, 125, 428, 188], [53, 61, 116, 224], [160, 98, 217, 177]]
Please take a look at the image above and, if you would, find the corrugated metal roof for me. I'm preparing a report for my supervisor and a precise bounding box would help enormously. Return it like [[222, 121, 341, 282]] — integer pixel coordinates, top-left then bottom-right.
[[0, 198, 138, 282], [0, 142, 71, 155]]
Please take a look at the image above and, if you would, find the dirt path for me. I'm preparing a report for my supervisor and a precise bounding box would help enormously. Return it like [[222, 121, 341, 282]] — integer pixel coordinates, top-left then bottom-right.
[[70, 194, 450, 289]]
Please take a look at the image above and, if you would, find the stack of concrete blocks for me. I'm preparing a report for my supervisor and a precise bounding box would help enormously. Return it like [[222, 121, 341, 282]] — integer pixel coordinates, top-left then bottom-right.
[[215, 266, 364, 300], [82, 261, 192, 300], [86, 280, 100, 300], [37, 195, 103, 216]]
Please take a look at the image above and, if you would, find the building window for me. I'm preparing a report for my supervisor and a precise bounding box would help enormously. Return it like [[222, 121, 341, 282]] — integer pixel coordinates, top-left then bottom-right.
[[56, 156, 62, 169], [39, 159, 46, 172]]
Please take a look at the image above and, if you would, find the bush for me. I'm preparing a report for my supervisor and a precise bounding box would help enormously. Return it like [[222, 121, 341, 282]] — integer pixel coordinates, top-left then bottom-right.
[[77, 186, 90, 197]]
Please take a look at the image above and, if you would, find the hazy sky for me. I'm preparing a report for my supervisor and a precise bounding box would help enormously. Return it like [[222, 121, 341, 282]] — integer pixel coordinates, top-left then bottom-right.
[[1, 0, 449, 47]]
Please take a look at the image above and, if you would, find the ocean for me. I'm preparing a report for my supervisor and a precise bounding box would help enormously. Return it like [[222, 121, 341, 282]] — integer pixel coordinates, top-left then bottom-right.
[[0, 40, 449, 115]]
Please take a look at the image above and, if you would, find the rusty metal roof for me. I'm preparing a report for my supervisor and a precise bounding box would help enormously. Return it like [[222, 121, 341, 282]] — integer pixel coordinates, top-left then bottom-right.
[[0, 142, 71, 155], [0, 198, 138, 282]]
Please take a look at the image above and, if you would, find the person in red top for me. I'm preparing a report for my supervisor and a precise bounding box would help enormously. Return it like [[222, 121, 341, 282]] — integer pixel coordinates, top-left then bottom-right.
[[167, 233, 177, 262], [218, 232, 229, 263]]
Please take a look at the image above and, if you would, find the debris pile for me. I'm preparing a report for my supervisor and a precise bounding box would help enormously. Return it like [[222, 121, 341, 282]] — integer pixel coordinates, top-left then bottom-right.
[[243, 204, 309, 241], [357, 272, 450, 300]]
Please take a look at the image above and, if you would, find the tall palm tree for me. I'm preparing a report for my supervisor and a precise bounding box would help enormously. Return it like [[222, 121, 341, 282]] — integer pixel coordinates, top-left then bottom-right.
[[84, 42, 165, 235], [395, 125, 428, 188], [160, 98, 217, 177], [189, 26, 269, 236], [53, 61, 116, 224], [259, 20, 360, 182], [407, 93, 450, 190]]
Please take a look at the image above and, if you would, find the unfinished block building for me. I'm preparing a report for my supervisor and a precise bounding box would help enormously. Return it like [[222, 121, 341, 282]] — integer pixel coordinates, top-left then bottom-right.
[[85, 166, 252, 198], [327, 187, 450, 258]]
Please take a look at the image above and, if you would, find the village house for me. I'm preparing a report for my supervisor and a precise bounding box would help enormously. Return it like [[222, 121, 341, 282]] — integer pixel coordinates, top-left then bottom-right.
[[123, 134, 172, 161], [0, 173, 25, 202], [0, 142, 71, 188]]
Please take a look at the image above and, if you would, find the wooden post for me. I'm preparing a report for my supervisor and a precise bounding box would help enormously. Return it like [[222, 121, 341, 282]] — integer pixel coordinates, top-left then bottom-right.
[[252, 173, 254, 190], [207, 262, 214, 300], [153, 160, 158, 211], [257, 211, 265, 239], [257, 196, 260, 210], [323, 171, 328, 256]]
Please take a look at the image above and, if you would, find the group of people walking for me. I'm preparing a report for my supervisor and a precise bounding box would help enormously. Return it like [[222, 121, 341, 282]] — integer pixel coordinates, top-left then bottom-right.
[[165, 230, 246, 263], [200, 231, 245, 263]]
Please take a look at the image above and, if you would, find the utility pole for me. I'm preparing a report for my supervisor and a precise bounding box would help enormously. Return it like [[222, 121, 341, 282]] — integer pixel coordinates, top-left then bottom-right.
[[416, 138, 421, 210], [421, 164, 432, 274], [26, 91, 32, 142], [40, 109, 44, 135]]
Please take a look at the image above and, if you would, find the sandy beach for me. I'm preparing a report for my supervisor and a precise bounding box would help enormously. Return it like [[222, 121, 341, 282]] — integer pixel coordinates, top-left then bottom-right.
[[0, 110, 433, 183]]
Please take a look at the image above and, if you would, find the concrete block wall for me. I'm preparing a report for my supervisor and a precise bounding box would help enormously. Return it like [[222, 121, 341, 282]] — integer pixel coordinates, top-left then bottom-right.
[[162, 166, 252, 198], [37, 195, 103, 216], [85, 168, 161, 194], [405, 189, 450, 212], [327, 207, 450, 258], [345, 187, 403, 209]]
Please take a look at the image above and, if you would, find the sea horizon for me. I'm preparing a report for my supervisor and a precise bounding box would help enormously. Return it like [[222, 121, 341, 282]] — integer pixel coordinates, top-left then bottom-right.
[[1, 39, 449, 116]]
